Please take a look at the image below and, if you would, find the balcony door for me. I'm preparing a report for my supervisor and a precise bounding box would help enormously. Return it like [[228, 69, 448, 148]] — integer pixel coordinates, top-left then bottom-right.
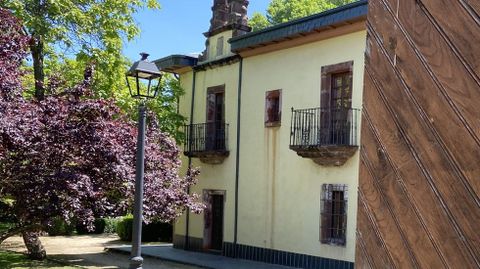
[[206, 85, 225, 151], [330, 72, 352, 144], [320, 61, 353, 145]]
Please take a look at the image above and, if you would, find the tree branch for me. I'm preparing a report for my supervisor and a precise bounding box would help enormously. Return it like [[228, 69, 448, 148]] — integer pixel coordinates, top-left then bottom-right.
[[0, 224, 42, 244], [22, 26, 30, 37]]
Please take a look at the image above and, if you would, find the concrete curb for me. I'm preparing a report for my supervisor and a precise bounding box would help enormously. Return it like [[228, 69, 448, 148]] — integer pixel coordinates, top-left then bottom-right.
[[106, 247, 212, 269]]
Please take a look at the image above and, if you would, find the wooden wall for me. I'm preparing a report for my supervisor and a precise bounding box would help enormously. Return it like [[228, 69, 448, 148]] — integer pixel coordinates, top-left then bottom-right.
[[356, 0, 480, 268]]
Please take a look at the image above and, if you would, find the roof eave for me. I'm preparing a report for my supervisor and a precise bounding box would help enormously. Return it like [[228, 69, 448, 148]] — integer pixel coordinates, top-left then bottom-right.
[[153, 55, 198, 74], [229, 0, 368, 52]]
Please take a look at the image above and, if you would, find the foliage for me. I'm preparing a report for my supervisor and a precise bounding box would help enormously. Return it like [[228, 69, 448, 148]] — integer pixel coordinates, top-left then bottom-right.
[[2, 1, 187, 141], [249, 0, 357, 31], [103, 217, 122, 234], [2, 0, 160, 98], [0, 250, 79, 269], [116, 215, 172, 242], [46, 218, 75, 236], [0, 75, 203, 232], [249, 12, 271, 32], [116, 215, 134, 241], [21, 56, 187, 142], [0, 222, 14, 233], [0, 199, 16, 223], [0, 8, 30, 100], [117, 73, 187, 142], [75, 218, 106, 235], [0, 8, 204, 248]]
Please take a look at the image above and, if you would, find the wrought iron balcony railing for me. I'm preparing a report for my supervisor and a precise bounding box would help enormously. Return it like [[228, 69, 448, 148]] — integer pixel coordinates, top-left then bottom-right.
[[290, 107, 360, 166], [183, 122, 229, 164], [290, 107, 360, 147]]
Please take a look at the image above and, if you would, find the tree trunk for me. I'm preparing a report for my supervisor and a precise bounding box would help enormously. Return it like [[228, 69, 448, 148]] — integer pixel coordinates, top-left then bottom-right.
[[22, 231, 46, 260], [30, 34, 45, 101]]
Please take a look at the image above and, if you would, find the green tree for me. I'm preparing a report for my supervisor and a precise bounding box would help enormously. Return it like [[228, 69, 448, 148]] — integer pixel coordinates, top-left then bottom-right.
[[249, 12, 270, 32], [249, 0, 357, 31], [3, 0, 187, 141], [2, 0, 160, 100]]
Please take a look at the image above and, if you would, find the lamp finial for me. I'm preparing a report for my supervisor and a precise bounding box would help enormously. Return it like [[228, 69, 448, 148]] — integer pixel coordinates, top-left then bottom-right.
[[140, 52, 149, 61]]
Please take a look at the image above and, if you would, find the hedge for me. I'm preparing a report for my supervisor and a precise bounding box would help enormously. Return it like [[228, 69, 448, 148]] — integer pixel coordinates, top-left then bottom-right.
[[116, 215, 173, 242]]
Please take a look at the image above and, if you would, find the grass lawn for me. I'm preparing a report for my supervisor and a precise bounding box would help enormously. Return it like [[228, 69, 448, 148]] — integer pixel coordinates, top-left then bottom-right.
[[0, 250, 80, 269]]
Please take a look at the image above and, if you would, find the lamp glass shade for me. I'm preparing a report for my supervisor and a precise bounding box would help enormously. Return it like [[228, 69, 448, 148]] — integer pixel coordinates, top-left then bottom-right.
[[126, 53, 162, 99]]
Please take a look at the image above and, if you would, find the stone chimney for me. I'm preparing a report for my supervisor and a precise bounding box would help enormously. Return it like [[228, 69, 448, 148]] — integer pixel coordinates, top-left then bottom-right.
[[209, 0, 229, 32], [199, 0, 250, 62], [206, 0, 251, 37]]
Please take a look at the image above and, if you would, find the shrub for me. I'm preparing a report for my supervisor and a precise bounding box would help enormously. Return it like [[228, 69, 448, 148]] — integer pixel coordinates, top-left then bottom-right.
[[76, 218, 106, 234], [104, 217, 121, 234], [115, 215, 173, 242], [116, 215, 133, 241], [47, 218, 75, 236], [142, 222, 173, 242]]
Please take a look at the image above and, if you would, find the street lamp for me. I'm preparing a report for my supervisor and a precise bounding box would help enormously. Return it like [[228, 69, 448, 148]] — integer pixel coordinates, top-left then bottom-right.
[[126, 52, 162, 269]]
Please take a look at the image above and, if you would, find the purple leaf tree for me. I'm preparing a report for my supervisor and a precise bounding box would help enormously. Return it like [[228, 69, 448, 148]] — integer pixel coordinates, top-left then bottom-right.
[[0, 8, 203, 260]]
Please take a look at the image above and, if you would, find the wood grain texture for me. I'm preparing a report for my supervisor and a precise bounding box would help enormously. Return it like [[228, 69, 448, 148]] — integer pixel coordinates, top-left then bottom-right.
[[367, 1, 480, 259], [357, 0, 480, 267], [462, 0, 480, 17], [419, 0, 480, 75], [356, 196, 392, 269], [358, 154, 417, 268], [364, 68, 477, 267], [382, 0, 480, 200]]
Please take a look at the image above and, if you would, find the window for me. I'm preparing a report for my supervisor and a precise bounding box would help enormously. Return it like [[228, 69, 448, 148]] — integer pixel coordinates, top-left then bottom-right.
[[320, 184, 348, 246], [216, 36, 224, 57], [265, 90, 281, 127]]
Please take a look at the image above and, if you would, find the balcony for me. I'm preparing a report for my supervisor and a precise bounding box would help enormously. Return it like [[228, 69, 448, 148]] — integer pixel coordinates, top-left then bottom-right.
[[184, 122, 229, 164], [290, 107, 360, 166]]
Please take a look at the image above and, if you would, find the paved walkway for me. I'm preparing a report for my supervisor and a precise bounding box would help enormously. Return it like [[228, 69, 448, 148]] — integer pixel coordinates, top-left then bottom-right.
[[107, 245, 297, 269], [1, 235, 201, 269]]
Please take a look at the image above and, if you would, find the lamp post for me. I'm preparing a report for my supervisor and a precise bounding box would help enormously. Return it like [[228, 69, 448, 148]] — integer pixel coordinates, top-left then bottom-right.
[[125, 52, 162, 269]]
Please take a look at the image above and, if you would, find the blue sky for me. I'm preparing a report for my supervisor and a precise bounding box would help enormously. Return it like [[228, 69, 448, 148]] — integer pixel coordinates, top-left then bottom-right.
[[123, 0, 271, 62]]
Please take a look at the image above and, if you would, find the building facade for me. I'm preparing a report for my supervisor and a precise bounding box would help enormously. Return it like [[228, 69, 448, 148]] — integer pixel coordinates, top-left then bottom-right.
[[155, 1, 368, 268]]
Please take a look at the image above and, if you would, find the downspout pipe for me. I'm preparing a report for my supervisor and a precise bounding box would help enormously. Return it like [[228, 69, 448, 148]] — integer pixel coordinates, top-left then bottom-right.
[[185, 70, 197, 250], [233, 57, 243, 257]]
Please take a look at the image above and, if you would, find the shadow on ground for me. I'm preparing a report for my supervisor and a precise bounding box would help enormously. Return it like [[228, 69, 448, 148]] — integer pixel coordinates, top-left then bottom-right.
[[0, 250, 78, 269], [1, 234, 202, 269], [51, 252, 122, 269]]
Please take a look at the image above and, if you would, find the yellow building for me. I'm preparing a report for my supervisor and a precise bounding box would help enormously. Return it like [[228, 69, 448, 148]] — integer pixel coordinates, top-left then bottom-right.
[[155, 1, 367, 268]]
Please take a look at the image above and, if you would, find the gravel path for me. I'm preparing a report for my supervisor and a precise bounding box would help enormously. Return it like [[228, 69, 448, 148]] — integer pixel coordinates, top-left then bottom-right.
[[1, 234, 203, 269]]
